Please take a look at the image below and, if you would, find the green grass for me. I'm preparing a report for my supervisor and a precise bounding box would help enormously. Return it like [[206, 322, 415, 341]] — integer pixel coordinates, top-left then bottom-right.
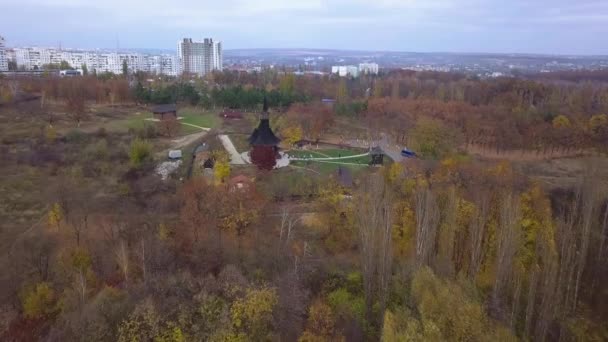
[[286, 148, 368, 160], [286, 150, 330, 159], [291, 159, 370, 174], [104, 108, 217, 136], [288, 148, 373, 175], [179, 108, 220, 129]]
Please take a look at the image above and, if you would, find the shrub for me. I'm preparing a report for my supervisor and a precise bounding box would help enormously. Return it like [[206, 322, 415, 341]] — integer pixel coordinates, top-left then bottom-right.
[[65, 129, 87, 144], [22, 282, 57, 318], [129, 138, 153, 168]]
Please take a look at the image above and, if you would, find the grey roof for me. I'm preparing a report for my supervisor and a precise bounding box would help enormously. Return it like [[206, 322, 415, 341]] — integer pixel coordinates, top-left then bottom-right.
[[249, 119, 280, 146], [249, 96, 280, 146], [371, 146, 384, 155], [152, 104, 177, 113]]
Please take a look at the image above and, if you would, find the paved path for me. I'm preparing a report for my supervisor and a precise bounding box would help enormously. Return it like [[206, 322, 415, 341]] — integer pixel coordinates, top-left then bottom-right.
[[144, 118, 211, 132], [180, 122, 210, 131], [344, 134, 403, 162], [219, 134, 246, 165], [288, 152, 370, 161]]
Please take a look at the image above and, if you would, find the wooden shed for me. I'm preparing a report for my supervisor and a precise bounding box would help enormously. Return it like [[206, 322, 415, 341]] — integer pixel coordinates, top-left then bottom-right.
[[152, 104, 177, 121]]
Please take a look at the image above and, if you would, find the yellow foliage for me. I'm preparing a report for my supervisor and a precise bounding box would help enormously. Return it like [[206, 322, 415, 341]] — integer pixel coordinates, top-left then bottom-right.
[[214, 161, 231, 184], [410, 267, 515, 341], [517, 185, 556, 273], [386, 162, 403, 184], [318, 181, 355, 251], [158, 223, 171, 241], [552, 115, 571, 129], [22, 282, 57, 318], [45, 125, 57, 143], [393, 203, 415, 258], [281, 125, 303, 146], [589, 114, 608, 132], [230, 287, 278, 340], [47, 202, 63, 230]]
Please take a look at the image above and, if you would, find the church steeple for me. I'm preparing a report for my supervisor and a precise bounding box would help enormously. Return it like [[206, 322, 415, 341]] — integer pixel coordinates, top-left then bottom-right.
[[261, 95, 269, 120], [249, 94, 281, 170], [249, 96, 280, 146]]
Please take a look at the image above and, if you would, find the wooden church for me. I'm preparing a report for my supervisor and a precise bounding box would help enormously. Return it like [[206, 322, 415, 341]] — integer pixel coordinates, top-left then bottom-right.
[[249, 98, 281, 170]]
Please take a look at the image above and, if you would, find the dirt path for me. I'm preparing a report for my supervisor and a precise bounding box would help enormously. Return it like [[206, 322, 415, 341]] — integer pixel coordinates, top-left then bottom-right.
[[170, 131, 208, 150], [465, 144, 598, 161]]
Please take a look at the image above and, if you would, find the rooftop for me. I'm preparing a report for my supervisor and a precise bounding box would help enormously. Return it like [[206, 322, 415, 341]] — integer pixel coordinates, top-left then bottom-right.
[[152, 104, 177, 114]]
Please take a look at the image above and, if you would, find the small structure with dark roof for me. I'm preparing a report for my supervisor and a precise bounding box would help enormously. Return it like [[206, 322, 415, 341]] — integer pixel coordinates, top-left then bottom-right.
[[152, 104, 177, 121], [370, 147, 385, 165], [249, 97, 281, 170]]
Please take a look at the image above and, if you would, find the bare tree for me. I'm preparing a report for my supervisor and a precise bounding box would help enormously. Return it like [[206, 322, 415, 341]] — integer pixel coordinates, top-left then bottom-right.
[[277, 205, 302, 262], [115, 239, 130, 285], [355, 174, 393, 326], [492, 192, 521, 313], [437, 187, 457, 276], [415, 186, 439, 268], [468, 192, 490, 278]]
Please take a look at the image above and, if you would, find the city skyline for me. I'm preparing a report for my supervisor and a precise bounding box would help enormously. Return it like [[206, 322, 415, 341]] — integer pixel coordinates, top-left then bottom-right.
[[1, 0, 608, 55]]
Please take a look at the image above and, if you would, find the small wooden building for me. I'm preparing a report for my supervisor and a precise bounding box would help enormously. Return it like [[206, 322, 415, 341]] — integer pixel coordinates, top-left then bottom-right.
[[220, 110, 244, 120], [249, 98, 281, 170], [152, 104, 177, 121], [370, 147, 385, 165]]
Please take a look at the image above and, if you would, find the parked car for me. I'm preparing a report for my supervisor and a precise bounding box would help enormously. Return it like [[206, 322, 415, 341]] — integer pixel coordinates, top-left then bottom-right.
[[401, 148, 417, 158]]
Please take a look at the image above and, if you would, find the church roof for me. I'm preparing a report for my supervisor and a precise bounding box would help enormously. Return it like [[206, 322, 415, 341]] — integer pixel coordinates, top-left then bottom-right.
[[249, 119, 280, 146], [249, 96, 280, 146]]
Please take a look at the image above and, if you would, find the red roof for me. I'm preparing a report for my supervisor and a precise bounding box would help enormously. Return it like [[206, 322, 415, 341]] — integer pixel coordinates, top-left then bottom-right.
[[220, 110, 244, 119]]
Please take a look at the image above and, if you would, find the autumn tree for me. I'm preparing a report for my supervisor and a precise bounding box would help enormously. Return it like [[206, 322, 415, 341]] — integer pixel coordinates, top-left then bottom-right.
[[281, 125, 303, 146], [354, 173, 393, 326], [229, 287, 278, 340], [64, 79, 87, 126], [221, 185, 264, 262], [21, 282, 58, 318]]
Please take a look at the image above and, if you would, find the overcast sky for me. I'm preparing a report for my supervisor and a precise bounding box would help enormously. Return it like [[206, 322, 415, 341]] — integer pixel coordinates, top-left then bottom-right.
[[1, 0, 607, 54]]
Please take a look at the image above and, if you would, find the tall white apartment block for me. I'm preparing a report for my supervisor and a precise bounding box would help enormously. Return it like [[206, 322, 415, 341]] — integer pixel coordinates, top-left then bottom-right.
[[0, 35, 8, 71], [332, 65, 359, 77], [359, 62, 379, 75], [177, 38, 223, 76]]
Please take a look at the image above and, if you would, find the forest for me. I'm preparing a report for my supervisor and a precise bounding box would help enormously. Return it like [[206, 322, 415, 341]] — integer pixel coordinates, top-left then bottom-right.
[[0, 68, 607, 341]]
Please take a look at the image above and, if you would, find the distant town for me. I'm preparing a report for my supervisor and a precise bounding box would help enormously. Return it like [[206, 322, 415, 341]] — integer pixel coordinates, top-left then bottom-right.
[[1, 34, 608, 78]]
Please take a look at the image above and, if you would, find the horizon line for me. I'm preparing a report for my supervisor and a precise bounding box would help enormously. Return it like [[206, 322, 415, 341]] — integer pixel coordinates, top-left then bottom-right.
[[4, 44, 608, 58]]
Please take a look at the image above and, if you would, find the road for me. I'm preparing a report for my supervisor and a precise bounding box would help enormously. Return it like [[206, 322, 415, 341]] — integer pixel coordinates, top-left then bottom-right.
[[345, 133, 403, 162]]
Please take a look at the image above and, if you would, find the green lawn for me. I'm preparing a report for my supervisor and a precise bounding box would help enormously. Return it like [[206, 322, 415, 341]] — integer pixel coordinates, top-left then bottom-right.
[[288, 148, 373, 175], [179, 108, 220, 129], [286, 148, 368, 159], [103, 107, 217, 135], [291, 159, 370, 174]]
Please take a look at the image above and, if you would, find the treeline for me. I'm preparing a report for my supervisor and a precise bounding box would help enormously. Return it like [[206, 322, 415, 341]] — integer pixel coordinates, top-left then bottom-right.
[[133, 82, 309, 109]]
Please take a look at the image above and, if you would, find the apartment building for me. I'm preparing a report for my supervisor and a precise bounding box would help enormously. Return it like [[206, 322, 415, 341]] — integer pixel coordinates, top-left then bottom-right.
[[331, 63, 379, 77], [359, 62, 379, 75], [177, 38, 222, 76], [10, 47, 179, 76], [0, 35, 7, 71]]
